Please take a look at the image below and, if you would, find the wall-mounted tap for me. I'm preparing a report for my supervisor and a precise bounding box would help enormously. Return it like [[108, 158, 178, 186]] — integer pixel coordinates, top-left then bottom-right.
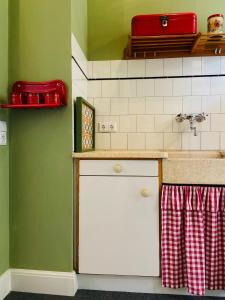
[[175, 113, 208, 136]]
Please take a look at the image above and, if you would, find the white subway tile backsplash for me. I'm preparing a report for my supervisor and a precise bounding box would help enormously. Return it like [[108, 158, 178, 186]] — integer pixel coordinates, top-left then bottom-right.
[[137, 79, 154, 96], [220, 95, 225, 112], [111, 98, 128, 115], [88, 81, 102, 97], [137, 115, 154, 132], [211, 114, 225, 132], [111, 133, 128, 149], [128, 60, 145, 77], [211, 77, 225, 95], [183, 96, 202, 113], [201, 132, 220, 150], [183, 57, 202, 75], [120, 115, 136, 132], [93, 61, 111, 78], [128, 133, 145, 150], [155, 115, 173, 132], [202, 57, 221, 75], [84, 56, 225, 151], [72, 62, 83, 81], [198, 115, 211, 132], [202, 95, 220, 113], [192, 77, 210, 95], [88, 61, 93, 78], [182, 133, 201, 150], [87, 97, 94, 106], [129, 97, 145, 114], [220, 133, 225, 150], [173, 78, 191, 96], [95, 133, 111, 150], [102, 80, 120, 97], [146, 133, 164, 150], [164, 58, 182, 76], [164, 133, 182, 150], [120, 80, 137, 97], [146, 59, 164, 77], [111, 60, 128, 78], [155, 79, 173, 96], [164, 97, 182, 114], [94, 98, 110, 115], [146, 97, 164, 114]]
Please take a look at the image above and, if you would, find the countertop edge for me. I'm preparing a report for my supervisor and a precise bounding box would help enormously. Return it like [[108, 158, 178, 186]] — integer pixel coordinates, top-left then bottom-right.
[[72, 151, 168, 159]]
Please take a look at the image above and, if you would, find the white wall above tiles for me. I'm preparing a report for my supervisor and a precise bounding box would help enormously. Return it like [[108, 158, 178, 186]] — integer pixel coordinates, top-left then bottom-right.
[[88, 57, 225, 151]]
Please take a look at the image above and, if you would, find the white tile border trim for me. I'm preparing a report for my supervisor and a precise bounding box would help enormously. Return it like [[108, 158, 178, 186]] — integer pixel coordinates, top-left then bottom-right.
[[0, 270, 11, 300], [10, 269, 78, 297], [78, 274, 225, 297]]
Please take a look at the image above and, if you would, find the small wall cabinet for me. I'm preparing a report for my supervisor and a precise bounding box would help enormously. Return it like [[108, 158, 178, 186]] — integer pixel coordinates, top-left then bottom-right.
[[75, 159, 161, 277]]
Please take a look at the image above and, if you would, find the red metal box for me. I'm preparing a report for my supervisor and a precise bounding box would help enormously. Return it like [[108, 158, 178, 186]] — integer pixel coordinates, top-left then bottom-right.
[[132, 12, 197, 36]]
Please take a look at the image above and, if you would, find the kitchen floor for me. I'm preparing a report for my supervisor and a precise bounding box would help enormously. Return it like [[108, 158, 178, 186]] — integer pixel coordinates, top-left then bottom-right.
[[5, 291, 218, 300]]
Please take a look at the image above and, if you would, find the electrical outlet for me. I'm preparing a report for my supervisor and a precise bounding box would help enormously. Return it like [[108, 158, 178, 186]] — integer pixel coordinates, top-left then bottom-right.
[[0, 131, 7, 145], [98, 122, 109, 133], [108, 122, 118, 132]]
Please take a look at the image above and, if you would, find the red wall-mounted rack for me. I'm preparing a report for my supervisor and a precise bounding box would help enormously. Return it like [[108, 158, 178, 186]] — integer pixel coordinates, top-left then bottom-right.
[[0, 80, 67, 109]]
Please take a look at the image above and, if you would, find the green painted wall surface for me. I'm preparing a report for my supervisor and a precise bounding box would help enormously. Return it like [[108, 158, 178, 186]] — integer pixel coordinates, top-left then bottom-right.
[[9, 0, 73, 271], [88, 0, 225, 60], [0, 0, 9, 276], [71, 0, 88, 57]]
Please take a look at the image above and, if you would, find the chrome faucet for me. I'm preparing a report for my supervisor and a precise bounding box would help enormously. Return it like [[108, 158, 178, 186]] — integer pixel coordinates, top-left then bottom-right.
[[175, 113, 208, 136]]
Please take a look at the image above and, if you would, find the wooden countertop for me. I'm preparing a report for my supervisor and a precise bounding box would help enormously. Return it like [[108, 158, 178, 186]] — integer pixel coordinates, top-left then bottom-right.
[[72, 150, 168, 159]]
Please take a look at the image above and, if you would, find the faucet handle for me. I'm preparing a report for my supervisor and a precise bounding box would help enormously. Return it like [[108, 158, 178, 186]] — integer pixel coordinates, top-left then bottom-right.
[[195, 112, 208, 122], [175, 113, 186, 122]]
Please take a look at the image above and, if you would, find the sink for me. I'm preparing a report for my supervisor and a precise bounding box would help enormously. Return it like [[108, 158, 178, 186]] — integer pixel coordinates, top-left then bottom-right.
[[163, 151, 225, 185]]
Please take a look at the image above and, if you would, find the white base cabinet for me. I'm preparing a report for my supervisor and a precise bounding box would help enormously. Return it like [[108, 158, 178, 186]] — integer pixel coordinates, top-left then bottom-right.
[[78, 160, 160, 277]]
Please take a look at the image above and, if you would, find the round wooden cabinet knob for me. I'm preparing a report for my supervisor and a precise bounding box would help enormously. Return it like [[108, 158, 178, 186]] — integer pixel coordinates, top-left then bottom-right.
[[140, 188, 150, 198], [113, 164, 123, 173]]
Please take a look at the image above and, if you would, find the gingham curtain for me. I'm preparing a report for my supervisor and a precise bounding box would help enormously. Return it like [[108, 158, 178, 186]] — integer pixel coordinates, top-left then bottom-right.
[[161, 184, 225, 296]]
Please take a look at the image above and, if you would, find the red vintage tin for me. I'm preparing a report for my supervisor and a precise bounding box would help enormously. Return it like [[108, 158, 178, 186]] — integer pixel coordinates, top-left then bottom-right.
[[132, 12, 197, 36]]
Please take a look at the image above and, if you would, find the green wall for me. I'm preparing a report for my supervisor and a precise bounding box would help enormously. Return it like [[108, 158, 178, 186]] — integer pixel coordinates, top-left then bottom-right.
[[71, 0, 88, 57], [9, 0, 73, 271], [88, 0, 225, 60], [0, 0, 9, 276]]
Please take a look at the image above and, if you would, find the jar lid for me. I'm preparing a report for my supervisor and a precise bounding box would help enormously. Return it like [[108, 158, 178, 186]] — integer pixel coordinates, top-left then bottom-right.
[[208, 14, 224, 20]]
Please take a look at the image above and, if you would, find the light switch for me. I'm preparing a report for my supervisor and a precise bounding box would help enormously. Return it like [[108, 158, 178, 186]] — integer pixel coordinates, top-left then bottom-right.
[[0, 121, 7, 132], [0, 121, 7, 146], [0, 131, 7, 145]]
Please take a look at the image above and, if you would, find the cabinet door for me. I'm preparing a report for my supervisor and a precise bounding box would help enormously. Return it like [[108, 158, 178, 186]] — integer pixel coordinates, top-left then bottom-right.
[[79, 176, 160, 276]]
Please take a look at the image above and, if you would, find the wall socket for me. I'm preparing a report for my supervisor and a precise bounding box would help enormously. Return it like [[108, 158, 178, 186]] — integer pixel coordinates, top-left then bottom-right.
[[98, 121, 117, 133]]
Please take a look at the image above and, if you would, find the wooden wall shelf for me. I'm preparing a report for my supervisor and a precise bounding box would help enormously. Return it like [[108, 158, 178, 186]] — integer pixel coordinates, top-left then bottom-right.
[[124, 33, 225, 59]]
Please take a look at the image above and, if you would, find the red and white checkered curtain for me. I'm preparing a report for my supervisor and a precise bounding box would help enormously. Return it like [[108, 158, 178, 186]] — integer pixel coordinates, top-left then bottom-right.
[[161, 185, 225, 296]]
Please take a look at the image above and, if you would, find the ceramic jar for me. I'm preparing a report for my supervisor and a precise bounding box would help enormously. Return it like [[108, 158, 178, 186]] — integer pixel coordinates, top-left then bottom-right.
[[208, 14, 224, 33]]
